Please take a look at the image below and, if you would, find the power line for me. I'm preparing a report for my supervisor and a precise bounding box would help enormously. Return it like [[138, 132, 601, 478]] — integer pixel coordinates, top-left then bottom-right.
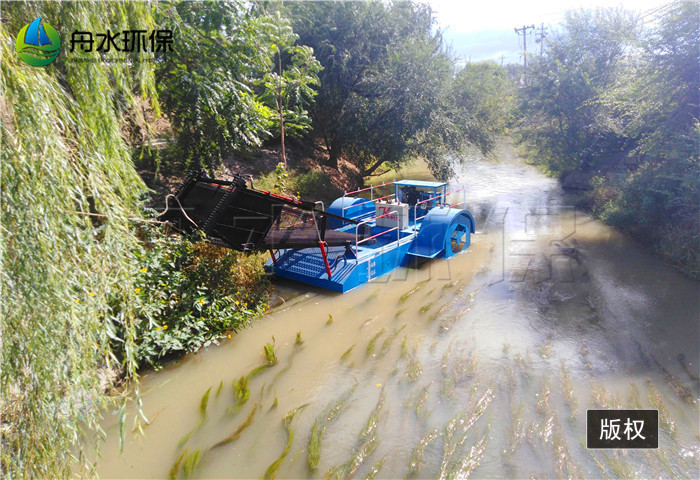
[[535, 23, 547, 55], [514, 24, 535, 68]]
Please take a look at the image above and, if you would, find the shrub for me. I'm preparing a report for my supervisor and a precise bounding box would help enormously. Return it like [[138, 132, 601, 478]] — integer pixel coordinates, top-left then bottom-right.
[[124, 226, 270, 368]]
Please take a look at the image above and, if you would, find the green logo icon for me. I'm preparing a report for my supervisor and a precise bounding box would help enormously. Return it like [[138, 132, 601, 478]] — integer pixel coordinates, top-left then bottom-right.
[[16, 17, 61, 66]]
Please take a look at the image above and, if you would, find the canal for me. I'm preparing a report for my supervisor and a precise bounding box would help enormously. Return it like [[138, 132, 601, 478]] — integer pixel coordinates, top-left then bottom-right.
[[93, 141, 699, 479]]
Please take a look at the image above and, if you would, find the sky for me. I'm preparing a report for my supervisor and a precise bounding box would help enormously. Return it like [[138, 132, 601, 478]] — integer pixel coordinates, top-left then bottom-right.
[[428, 0, 670, 64]]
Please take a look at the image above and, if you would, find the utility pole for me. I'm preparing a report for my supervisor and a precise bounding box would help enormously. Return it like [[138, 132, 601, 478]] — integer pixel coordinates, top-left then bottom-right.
[[500, 54, 504, 66], [514, 24, 535, 85], [535, 23, 547, 55]]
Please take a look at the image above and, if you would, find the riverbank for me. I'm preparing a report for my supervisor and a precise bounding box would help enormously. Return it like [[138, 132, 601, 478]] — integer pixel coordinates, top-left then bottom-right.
[[513, 138, 699, 280]]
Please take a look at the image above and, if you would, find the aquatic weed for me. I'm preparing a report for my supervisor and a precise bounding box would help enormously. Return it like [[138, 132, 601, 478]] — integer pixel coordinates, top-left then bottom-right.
[[233, 376, 250, 404], [407, 428, 440, 476], [560, 363, 577, 419], [364, 455, 387, 480], [406, 354, 423, 382], [646, 381, 676, 435], [538, 341, 552, 358], [602, 451, 637, 478], [365, 289, 380, 303], [199, 387, 212, 419], [264, 404, 309, 479], [627, 383, 642, 409], [535, 380, 551, 416], [400, 337, 408, 358], [366, 328, 387, 356], [325, 390, 385, 479], [295, 331, 304, 345], [209, 404, 258, 450], [399, 280, 429, 303], [448, 432, 489, 479], [169, 447, 190, 480], [503, 402, 525, 462], [378, 325, 407, 358], [340, 344, 355, 362], [437, 389, 494, 479], [308, 384, 358, 470], [419, 302, 433, 314], [182, 449, 201, 478], [264, 340, 279, 365], [327, 314, 333, 325], [414, 384, 430, 421]]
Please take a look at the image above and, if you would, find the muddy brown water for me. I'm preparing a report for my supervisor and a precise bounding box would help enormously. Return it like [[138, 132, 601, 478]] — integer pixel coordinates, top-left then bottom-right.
[[92, 143, 699, 479]]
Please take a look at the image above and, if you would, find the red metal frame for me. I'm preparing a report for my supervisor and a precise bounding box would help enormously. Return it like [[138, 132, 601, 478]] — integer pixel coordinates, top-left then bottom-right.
[[318, 241, 332, 279]]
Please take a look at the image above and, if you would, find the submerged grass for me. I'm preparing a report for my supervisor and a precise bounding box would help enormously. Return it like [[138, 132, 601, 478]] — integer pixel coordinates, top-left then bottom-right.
[[169, 447, 190, 480], [399, 279, 429, 303], [199, 387, 212, 420], [419, 302, 433, 314], [377, 325, 407, 359], [308, 384, 358, 470], [437, 388, 494, 480], [264, 341, 279, 365], [406, 354, 423, 383], [295, 331, 304, 345], [408, 428, 440, 477], [325, 390, 386, 480], [400, 337, 408, 358], [181, 449, 201, 478], [646, 381, 676, 435], [209, 404, 258, 450], [448, 431, 489, 479], [364, 455, 387, 480], [264, 404, 309, 480], [327, 314, 334, 325], [602, 451, 637, 478], [503, 401, 525, 462], [627, 383, 643, 409], [366, 328, 387, 356], [234, 376, 250, 404], [340, 344, 355, 362], [413, 384, 430, 422], [560, 363, 577, 420]]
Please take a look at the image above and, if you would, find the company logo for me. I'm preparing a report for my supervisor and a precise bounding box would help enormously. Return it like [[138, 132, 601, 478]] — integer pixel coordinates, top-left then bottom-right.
[[16, 17, 61, 67]]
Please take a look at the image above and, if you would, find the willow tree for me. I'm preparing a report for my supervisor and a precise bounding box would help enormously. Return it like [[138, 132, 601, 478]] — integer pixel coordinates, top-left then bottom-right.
[[1, 1, 158, 476]]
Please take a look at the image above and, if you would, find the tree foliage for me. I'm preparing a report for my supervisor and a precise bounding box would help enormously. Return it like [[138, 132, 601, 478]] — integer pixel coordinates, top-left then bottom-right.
[[519, 0, 699, 276], [285, 1, 511, 180], [1, 1, 159, 476], [155, 1, 320, 172]]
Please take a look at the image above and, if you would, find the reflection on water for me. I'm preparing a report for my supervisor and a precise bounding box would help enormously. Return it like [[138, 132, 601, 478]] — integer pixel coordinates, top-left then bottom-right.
[[93, 142, 699, 479]]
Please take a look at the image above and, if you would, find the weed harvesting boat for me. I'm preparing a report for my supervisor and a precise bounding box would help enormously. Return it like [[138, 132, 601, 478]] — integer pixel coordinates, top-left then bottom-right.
[[162, 171, 475, 292]]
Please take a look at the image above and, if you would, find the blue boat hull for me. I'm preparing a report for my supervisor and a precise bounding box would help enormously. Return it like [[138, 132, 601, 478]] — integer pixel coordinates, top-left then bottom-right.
[[266, 236, 416, 293]]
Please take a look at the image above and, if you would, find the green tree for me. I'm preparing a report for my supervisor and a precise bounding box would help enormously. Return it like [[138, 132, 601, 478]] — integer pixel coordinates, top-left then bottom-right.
[[1, 1, 159, 476], [155, 1, 273, 171], [286, 1, 502, 181], [255, 12, 322, 168], [155, 1, 320, 173], [521, 7, 640, 173]]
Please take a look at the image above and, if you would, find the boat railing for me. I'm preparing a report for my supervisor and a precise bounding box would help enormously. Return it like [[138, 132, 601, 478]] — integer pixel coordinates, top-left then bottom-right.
[[344, 181, 395, 201], [413, 188, 465, 228], [354, 210, 401, 258]]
